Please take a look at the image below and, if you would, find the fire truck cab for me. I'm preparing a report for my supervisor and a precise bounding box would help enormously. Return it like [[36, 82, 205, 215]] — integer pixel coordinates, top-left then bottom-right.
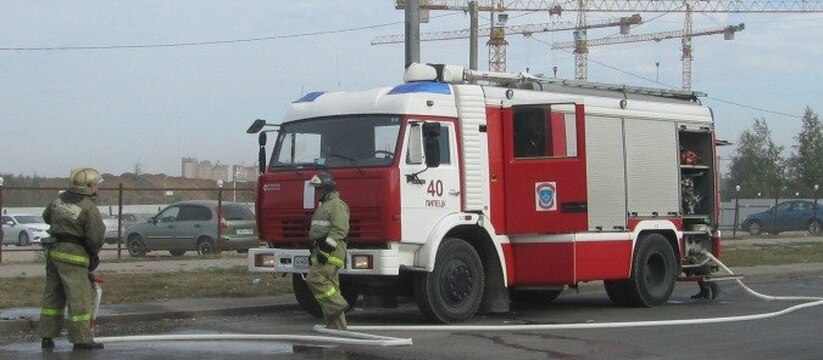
[[248, 63, 720, 323]]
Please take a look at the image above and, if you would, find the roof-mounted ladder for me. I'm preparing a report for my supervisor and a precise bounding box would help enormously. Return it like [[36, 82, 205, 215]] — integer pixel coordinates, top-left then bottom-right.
[[462, 68, 706, 101]]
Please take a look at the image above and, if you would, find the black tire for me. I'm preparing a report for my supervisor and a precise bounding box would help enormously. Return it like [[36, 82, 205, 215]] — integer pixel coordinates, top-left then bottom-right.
[[608, 233, 678, 307], [746, 220, 763, 236], [292, 273, 358, 318], [414, 237, 485, 323], [196, 237, 214, 256], [808, 220, 822, 235], [17, 231, 30, 246], [127, 235, 147, 257], [169, 249, 186, 256], [510, 288, 563, 304], [604, 279, 633, 306]]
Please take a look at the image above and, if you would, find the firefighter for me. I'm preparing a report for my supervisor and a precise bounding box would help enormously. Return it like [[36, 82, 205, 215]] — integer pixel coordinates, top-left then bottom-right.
[[39, 168, 106, 351], [305, 172, 351, 330]]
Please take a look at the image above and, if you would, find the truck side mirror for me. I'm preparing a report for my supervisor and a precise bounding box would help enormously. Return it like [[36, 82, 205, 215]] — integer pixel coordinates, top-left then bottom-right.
[[423, 122, 441, 168], [257, 132, 267, 174], [407, 123, 423, 164]]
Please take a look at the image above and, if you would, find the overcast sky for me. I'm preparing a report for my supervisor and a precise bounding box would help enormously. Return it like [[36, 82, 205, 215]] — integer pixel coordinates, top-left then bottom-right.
[[1, 1, 821, 178]]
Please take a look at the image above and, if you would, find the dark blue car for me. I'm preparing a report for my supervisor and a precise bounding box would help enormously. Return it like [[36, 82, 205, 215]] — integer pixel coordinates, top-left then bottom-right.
[[742, 200, 823, 235]]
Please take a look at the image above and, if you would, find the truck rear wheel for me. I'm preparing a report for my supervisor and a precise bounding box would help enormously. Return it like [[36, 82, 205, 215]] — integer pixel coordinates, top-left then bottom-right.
[[292, 273, 358, 318], [414, 237, 485, 323], [606, 233, 677, 307]]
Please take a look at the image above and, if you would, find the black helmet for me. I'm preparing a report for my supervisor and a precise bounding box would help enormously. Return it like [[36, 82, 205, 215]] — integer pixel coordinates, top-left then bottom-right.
[[309, 172, 337, 193]]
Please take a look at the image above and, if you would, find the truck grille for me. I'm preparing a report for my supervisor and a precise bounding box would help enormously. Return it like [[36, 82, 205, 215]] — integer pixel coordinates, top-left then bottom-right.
[[262, 208, 382, 244]]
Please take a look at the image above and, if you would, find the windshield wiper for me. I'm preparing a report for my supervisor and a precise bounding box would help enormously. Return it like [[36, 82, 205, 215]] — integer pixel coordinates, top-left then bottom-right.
[[326, 153, 364, 176]]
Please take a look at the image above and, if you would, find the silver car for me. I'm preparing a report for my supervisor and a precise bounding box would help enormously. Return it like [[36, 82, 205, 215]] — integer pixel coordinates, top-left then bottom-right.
[[123, 200, 259, 257], [2, 214, 50, 246]]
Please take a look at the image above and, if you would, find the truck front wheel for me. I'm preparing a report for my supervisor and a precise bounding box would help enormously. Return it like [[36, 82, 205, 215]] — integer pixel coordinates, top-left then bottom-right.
[[414, 237, 485, 323]]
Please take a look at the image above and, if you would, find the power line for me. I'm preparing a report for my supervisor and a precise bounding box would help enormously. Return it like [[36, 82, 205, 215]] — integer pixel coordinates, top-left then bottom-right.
[[0, 13, 458, 51], [530, 38, 803, 119], [704, 97, 803, 118]]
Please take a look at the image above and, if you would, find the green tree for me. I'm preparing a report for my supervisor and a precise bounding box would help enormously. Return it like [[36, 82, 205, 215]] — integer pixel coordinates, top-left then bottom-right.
[[728, 118, 786, 197], [787, 107, 823, 195]]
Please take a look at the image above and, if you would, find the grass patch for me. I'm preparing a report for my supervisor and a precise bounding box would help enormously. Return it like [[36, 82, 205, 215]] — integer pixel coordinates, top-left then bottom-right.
[[0, 266, 292, 309], [721, 241, 823, 267]]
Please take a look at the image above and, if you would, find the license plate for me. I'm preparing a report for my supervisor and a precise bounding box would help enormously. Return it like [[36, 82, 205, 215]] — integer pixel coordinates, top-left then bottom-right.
[[236, 228, 253, 235], [294, 256, 310, 268]]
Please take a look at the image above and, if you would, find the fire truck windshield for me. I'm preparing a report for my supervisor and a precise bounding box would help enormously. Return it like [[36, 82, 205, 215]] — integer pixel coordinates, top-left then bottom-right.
[[270, 115, 401, 170]]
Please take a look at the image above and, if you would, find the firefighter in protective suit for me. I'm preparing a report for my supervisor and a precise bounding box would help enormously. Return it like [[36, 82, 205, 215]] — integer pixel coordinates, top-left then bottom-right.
[[39, 168, 106, 351], [306, 172, 351, 330]]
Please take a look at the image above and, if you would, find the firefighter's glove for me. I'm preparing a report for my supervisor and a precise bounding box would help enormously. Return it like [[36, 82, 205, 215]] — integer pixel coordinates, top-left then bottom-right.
[[88, 253, 100, 272], [317, 237, 338, 253]]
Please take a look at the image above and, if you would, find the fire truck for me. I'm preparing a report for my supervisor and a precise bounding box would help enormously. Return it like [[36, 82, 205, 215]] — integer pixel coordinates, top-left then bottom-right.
[[247, 63, 721, 323]]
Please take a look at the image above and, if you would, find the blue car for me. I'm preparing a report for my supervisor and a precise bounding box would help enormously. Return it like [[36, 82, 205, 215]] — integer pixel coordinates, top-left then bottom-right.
[[742, 200, 823, 235]]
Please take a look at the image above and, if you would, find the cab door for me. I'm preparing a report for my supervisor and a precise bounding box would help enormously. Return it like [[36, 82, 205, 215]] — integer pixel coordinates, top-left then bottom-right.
[[502, 103, 588, 234], [399, 119, 461, 243]]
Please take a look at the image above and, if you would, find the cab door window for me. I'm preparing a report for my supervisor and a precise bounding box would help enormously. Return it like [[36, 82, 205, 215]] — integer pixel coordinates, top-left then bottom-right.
[[405, 123, 451, 165]]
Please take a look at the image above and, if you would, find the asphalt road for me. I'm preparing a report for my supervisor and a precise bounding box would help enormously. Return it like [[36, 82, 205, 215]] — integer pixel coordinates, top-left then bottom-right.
[[2, 275, 822, 360]]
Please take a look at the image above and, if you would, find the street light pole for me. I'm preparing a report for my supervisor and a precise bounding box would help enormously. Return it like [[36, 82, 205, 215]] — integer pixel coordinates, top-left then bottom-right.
[[814, 184, 820, 234], [216, 180, 223, 252], [0, 176, 4, 263], [232, 171, 242, 203], [733, 184, 741, 237]]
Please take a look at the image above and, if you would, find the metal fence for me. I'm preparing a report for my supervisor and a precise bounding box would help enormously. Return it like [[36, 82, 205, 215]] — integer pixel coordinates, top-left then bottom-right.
[[0, 183, 255, 263]]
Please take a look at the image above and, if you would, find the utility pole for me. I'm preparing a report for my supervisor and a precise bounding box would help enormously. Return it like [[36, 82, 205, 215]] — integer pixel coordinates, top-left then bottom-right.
[[405, 0, 421, 67], [469, 1, 479, 70]]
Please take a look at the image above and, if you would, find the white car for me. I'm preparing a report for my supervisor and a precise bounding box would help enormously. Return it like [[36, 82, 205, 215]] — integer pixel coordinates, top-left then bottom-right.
[[2, 214, 50, 246], [101, 215, 123, 244]]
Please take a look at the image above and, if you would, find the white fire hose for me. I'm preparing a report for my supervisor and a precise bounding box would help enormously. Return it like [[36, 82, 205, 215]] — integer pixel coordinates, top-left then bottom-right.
[[97, 252, 823, 347]]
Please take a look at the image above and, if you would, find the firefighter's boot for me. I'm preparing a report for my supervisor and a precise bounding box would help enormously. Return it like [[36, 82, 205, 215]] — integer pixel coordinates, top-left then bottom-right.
[[325, 311, 348, 330], [691, 282, 711, 299], [41, 338, 55, 350], [709, 282, 720, 299]]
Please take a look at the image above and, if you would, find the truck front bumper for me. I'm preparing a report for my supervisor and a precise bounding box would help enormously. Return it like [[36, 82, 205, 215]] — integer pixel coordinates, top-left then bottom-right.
[[248, 247, 401, 276]]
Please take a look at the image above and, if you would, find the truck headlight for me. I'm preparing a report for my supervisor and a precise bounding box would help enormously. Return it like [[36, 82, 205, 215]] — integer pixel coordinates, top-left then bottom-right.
[[352, 255, 373, 270], [255, 254, 276, 268]]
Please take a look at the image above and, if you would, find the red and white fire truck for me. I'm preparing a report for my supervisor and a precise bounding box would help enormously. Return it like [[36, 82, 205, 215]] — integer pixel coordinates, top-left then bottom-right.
[[247, 63, 721, 323]]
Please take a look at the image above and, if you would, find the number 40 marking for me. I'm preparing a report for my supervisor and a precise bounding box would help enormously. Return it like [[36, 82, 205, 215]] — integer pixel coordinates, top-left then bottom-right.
[[427, 180, 443, 197]]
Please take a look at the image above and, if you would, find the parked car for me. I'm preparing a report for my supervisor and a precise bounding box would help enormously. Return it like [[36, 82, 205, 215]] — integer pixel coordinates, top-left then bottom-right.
[[101, 215, 122, 244], [124, 200, 259, 257], [1, 214, 50, 246], [742, 200, 823, 235]]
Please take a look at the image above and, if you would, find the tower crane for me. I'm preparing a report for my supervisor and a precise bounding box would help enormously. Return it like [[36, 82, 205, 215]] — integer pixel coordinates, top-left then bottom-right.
[[553, 23, 745, 89], [373, 14, 642, 72], [395, 0, 823, 86]]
